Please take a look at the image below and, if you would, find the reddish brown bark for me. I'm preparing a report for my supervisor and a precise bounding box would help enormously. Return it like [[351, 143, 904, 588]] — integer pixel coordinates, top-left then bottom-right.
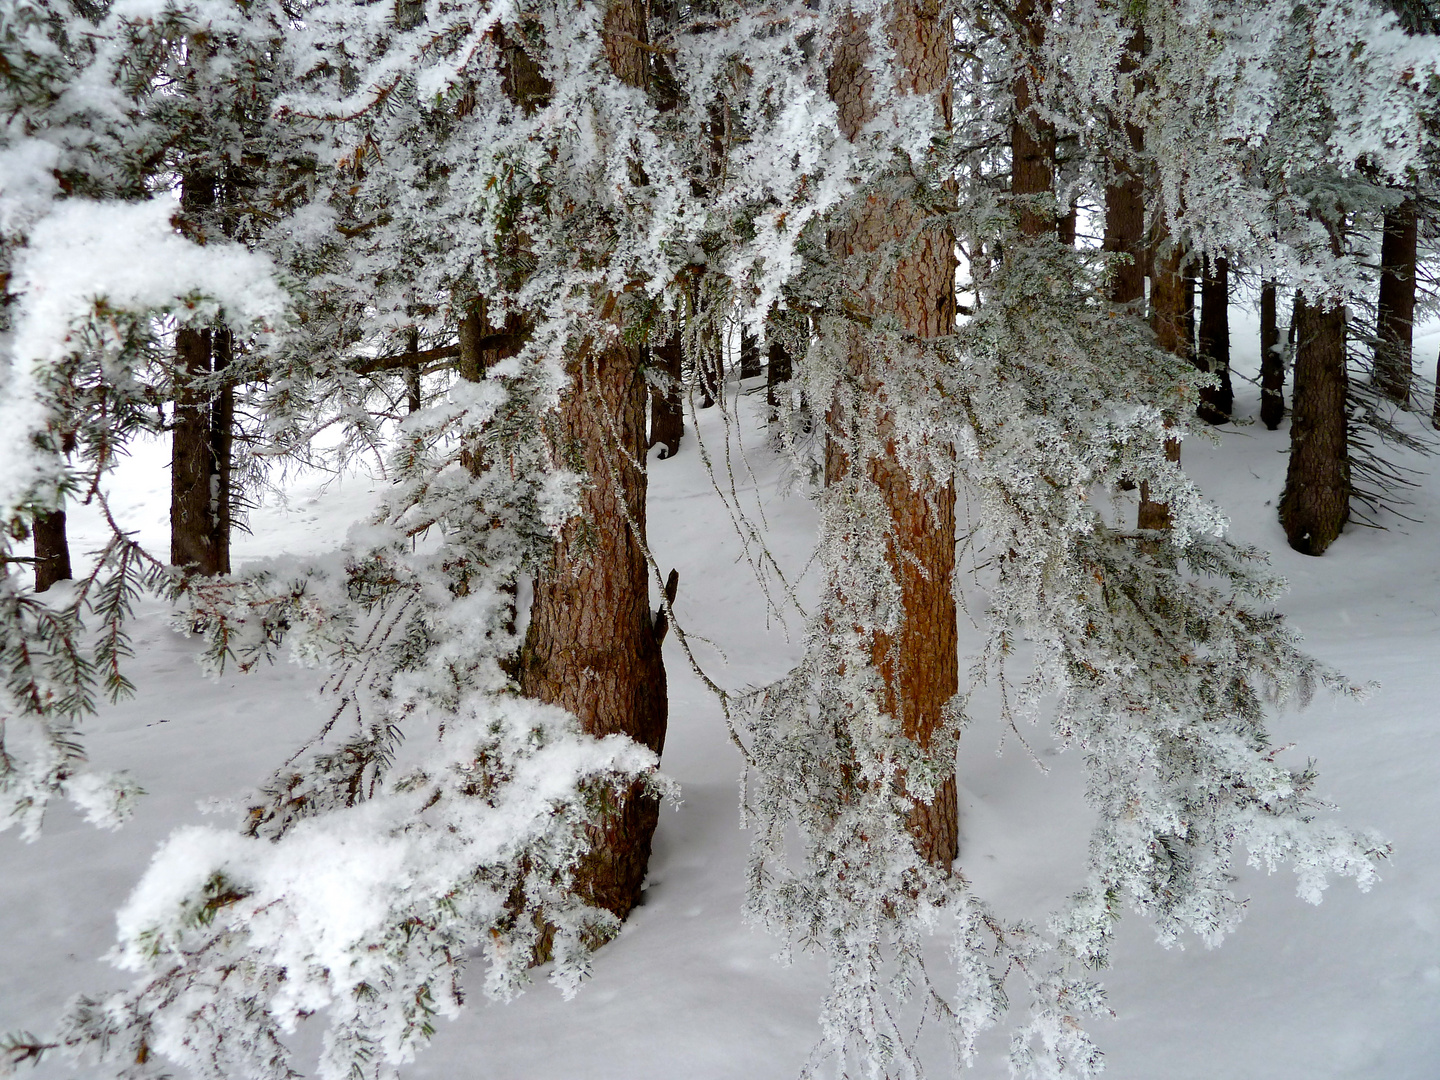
[[1280, 293, 1349, 555], [1010, 0, 1054, 238], [1140, 227, 1188, 531], [518, 0, 667, 924], [1104, 30, 1146, 306], [826, 2, 959, 870]]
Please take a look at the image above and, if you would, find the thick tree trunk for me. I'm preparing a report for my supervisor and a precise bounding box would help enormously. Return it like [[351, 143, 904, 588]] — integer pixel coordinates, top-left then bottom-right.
[[518, 0, 667, 926], [33, 510, 71, 593], [1197, 255, 1233, 424], [1279, 293, 1349, 555], [1375, 198, 1417, 405], [1260, 280, 1284, 430], [1010, 0, 1054, 239], [826, 1, 959, 870]]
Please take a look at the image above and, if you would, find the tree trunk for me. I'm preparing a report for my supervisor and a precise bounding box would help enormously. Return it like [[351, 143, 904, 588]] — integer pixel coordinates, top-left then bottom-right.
[[33, 510, 71, 593], [1375, 197, 1417, 405], [648, 330, 684, 458], [766, 337, 793, 413], [1279, 292, 1349, 555], [518, 0, 668, 925], [739, 326, 762, 380], [405, 327, 422, 414], [1140, 227, 1187, 531], [1010, 0, 1054, 239], [826, 1, 959, 870], [1197, 255, 1233, 424], [1104, 30, 1145, 306], [1260, 280, 1284, 430]]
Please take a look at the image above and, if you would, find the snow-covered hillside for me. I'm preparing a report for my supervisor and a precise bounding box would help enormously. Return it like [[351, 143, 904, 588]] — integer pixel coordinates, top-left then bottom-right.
[[3, 317, 1439, 1080]]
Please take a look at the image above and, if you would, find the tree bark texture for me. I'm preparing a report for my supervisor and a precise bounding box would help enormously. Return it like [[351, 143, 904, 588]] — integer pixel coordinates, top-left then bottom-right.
[[1280, 293, 1349, 555], [1197, 255, 1233, 424], [1375, 198, 1417, 405], [648, 331, 684, 458], [1010, 0, 1055, 239], [1260, 280, 1284, 430], [32, 510, 72, 593], [826, 2, 959, 870], [766, 337, 793, 412], [517, 0, 667, 925], [739, 327, 762, 380]]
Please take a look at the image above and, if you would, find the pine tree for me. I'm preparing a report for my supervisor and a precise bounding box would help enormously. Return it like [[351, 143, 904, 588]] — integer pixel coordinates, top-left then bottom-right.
[[1260, 279, 1286, 429]]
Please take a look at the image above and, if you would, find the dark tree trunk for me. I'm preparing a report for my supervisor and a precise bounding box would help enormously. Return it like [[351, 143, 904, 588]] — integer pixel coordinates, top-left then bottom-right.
[[405, 327, 421, 414], [648, 330, 684, 458], [1260, 280, 1284, 430], [1058, 198, 1077, 248], [33, 510, 72, 593], [1140, 229, 1187, 531], [1197, 255, 1233, 424], [766, 337, 793, 413], [1104, 30, 1145, 306], [826, 0, 959, 870], [518, 0, 667, 928], [739, 326, 762, 379], [1279, 292, 1349, 555], [1375, 198, 1417, 405], [1010, 0, 1055, 239]]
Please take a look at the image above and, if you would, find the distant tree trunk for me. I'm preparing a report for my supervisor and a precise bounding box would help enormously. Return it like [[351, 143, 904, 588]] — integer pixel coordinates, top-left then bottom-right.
[[1140, 227, 1187, 531], [404, 327, 421, 414], [648, 330, 684, 458], [1104, 30, 1145, 306], [739, 326, 762, 379], [519, 0, 668, 926], [1375, 197, 1417, 405], [1010, 0, 1054, 239], [766, 337, 793, 413], [1260, 280, 1284, 430], [171, 172, 232, 576], [1279, 292, 1349, 555], [1196, 255, 1233, 424], [33, 510, 71, 593]]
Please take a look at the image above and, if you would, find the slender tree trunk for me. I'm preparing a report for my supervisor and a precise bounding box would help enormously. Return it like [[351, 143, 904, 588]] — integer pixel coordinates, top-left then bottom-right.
[[648, 330, 684, 458], [766, 336, 793, 413], [1104, 30, 1145, 306], [1260, 280, 1284, 430], [405, 327, 421, 414], [33, 510, 71, 593], [826, 1, 959, 870], [1197, 255, 1232, 424], [519, 0, 668, 924], [1011, 0, 1054, 239], [1279, 292, 1349, 555], [1140, 225, 1187, 531], [1375, 197, 1417, 405], [739, 326, 762, 379]]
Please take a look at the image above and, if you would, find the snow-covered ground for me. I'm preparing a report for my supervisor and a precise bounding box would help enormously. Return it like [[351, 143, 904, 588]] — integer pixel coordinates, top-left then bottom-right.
[[3, 314, 1439, 1080]]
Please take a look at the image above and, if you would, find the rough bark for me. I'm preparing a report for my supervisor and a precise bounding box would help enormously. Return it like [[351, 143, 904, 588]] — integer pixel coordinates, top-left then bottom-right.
[[1197, 255, 1233, 424], [648, 331, 684, 458], [825, 2, 959, 870], [1279, 293, 1349, 555], [518, 0, 667, 924], [1375, 197, 1417, 405], [1259, 280, 1284, 430], [1010, 0, 1055, 239], [33, 510, 72, 593]]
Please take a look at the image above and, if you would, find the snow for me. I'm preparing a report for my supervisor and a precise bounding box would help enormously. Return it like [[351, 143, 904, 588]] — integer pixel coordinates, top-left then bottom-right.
[[3, 312, 1440, 1079]]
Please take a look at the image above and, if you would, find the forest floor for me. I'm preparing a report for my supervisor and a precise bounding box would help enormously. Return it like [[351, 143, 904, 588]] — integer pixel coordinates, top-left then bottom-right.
[[3, 311, 1439, 1080]]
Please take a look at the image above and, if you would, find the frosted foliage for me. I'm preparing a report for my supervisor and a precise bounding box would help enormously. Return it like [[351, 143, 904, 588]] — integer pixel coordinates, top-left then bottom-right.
[[0, 0, 1418, 1076]]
